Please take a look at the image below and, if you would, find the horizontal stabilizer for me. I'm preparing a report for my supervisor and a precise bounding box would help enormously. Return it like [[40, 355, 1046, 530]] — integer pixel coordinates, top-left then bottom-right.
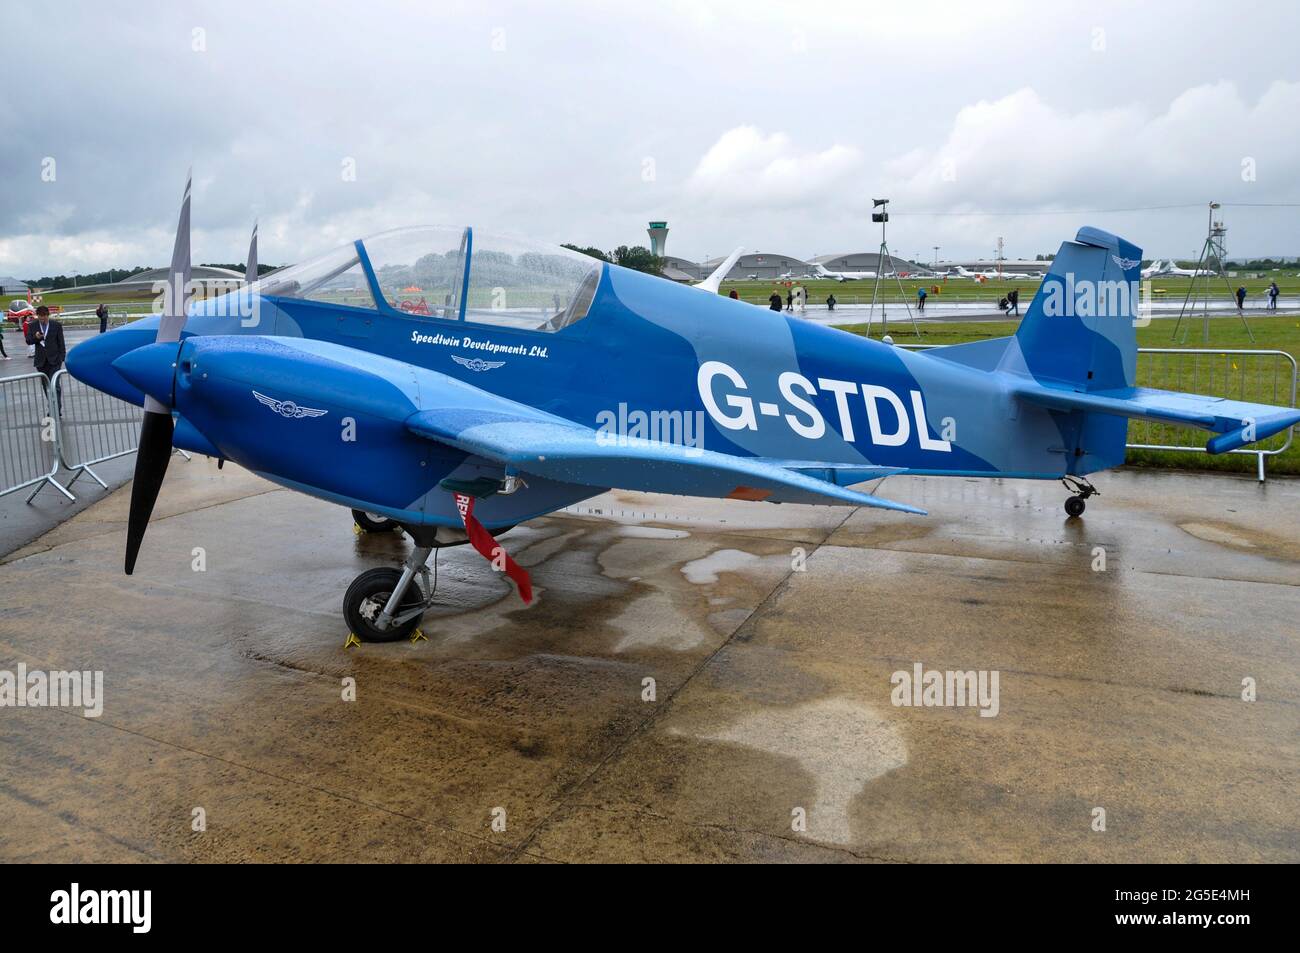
[[1013, 381, 1300, 454]]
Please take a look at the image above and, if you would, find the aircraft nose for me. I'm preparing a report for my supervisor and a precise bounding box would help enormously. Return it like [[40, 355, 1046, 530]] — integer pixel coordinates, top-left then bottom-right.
[[66, 319, 163, 405], [110, 341, 182, 409]]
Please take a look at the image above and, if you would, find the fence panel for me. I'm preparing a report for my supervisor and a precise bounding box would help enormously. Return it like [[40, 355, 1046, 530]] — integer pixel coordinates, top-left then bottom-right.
[[52, 369, 146, 488], [1127, 348, 1296, 480], [0, 372, 72, 500]]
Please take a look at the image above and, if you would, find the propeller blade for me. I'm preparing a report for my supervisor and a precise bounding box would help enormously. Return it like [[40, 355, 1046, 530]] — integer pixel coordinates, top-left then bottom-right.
[[153, 170, 192, 348], [124, 410, 175, 574], [126, 170, 190, 573], [245, 220, 258, 285]]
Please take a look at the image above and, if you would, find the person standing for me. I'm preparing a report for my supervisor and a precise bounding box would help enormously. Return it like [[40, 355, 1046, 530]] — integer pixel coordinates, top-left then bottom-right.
[[1007, 288, 1020, 316], [768, 290, 783, 312], [785, 288, 793, 312], [1267, 281, 1279, 311], [0, 316, 9, 359], [1235, 286, 1247, 313], [96, 302, 109, 333], [26, 306, 66, 414], [826, 292, 836, 312], [917, 286, 927, 312]]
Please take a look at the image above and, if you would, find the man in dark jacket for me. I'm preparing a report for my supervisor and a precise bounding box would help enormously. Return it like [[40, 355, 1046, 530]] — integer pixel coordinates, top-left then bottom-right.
[[1235, 286, 1247, 312], [96, 302, 109, 333], [26, 305, 66, 414], [768, 290, 783, 312]]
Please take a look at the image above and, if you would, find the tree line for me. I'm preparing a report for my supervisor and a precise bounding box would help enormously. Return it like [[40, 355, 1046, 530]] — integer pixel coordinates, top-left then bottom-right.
[[562, 244, 664, 275], [25, 263, 280, 290]]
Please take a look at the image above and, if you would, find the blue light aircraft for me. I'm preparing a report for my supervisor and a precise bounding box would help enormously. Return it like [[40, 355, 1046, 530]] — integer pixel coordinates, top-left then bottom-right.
[[68, 177, 1300, 641]]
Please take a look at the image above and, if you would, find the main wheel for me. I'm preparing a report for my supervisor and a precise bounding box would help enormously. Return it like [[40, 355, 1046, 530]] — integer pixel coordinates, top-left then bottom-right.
[[1064, 495, 1086, 518], [344, 568, 425, 643], [352, 509, 399, 533]]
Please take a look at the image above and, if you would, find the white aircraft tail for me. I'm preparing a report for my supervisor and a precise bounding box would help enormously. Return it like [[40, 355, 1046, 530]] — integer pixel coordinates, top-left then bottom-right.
[[695, 246, 744, 295]]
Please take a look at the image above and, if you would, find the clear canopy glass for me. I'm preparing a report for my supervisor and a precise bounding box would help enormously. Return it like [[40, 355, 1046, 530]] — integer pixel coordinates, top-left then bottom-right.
[[247, 245, 375, 310], [362, 226, 468, 319], [250, 226, 603, 332], [459, 231, 602, 331]]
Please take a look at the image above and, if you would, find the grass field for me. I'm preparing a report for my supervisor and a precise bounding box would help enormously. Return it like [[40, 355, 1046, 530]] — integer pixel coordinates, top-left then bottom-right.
[[33, 270, 1300, 311], [716, 273, 1300, 307], [839, 315, 1300, 476]]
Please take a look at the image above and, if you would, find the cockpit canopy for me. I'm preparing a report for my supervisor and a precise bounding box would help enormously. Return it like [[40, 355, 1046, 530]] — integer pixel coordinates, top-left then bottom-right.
[[247, 226, 603, 332]]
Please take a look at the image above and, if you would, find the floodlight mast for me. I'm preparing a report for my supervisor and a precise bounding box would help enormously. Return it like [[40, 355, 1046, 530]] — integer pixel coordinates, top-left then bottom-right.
[[866, 198, 922, 339]]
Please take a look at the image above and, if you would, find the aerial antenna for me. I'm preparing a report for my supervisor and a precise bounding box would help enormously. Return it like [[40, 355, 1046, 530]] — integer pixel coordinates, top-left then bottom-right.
[[866, 198, 922, 339], [1170, 202, 1255, 344]]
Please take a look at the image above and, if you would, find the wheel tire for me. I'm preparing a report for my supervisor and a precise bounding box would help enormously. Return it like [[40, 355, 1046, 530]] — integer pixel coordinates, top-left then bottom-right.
[[343, 568, 425, 643], [352, 509, 399, 533], [1064, 496, 1086, 518]]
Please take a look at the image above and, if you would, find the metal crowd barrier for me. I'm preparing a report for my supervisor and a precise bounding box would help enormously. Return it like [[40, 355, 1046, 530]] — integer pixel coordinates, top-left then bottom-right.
[[0, 371, 73, 501], [0, 368, 189, 503], [896, 342, 1297, 481], [51, 368, 147, 490], [1127, 348, 1296, 482]]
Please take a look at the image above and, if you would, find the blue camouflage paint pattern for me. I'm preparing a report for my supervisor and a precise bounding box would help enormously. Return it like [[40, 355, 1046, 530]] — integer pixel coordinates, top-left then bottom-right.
[[69, 225, 1300, 529]]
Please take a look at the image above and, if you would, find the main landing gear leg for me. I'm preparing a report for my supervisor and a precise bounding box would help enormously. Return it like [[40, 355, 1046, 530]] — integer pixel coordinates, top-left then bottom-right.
[[1061, 476, 1099, 518], [343, 545, 432, 643]]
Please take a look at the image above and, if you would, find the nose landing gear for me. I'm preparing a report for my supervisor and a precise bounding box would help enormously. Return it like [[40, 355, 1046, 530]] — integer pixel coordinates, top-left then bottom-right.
[[344, 545, 434, 642], [1061, 476, 1098, 518]]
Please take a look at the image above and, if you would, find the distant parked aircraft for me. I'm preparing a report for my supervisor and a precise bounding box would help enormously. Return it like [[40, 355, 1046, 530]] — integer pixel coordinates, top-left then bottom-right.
[[1141, 259, 1212, 279], [813, 263, 877, 281]]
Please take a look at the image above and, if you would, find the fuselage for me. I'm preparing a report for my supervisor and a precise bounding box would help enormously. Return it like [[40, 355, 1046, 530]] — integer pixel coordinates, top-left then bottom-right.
[[68, 227, 1083, 528]]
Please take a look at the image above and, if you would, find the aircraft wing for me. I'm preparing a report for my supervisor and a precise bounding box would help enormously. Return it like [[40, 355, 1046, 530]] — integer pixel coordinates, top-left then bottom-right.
[[693, 246, 744, 295], [406, 399, 924, 513], [1012, 381, 1300, 454]]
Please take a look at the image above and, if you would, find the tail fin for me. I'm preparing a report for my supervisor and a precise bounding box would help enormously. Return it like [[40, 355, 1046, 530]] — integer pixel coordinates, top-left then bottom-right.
[[1005, 226, 1141, 392], [694, 246, 744, 295]]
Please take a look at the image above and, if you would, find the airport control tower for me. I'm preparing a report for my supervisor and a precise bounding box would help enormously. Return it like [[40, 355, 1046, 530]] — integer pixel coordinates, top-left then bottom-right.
[[647, 221, 668, 257]]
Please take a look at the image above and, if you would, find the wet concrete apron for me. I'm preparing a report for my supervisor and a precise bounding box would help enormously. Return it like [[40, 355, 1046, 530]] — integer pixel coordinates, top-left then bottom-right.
[[0, 458, 1296, 861]]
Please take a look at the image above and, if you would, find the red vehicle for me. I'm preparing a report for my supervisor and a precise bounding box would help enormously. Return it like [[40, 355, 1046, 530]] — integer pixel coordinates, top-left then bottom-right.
[[6, 299, 35, 336], [6, 298, 60, 336]]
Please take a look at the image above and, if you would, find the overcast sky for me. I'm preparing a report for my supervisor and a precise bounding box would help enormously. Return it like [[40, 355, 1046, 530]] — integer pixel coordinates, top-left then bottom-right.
[[3, 0, 1299, 276]]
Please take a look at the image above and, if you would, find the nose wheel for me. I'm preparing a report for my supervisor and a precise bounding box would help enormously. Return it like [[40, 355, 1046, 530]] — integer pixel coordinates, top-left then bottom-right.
[[344, 567, 427, 642], [1061, 476, 1098, 518], [344, 544, 435, 643]]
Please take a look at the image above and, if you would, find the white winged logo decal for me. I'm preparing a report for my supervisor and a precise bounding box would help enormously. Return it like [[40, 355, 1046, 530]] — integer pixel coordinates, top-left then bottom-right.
[[253, 390, 328, 419], [451, 355, 506, 372], [1112, 254, 1140, 271]]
